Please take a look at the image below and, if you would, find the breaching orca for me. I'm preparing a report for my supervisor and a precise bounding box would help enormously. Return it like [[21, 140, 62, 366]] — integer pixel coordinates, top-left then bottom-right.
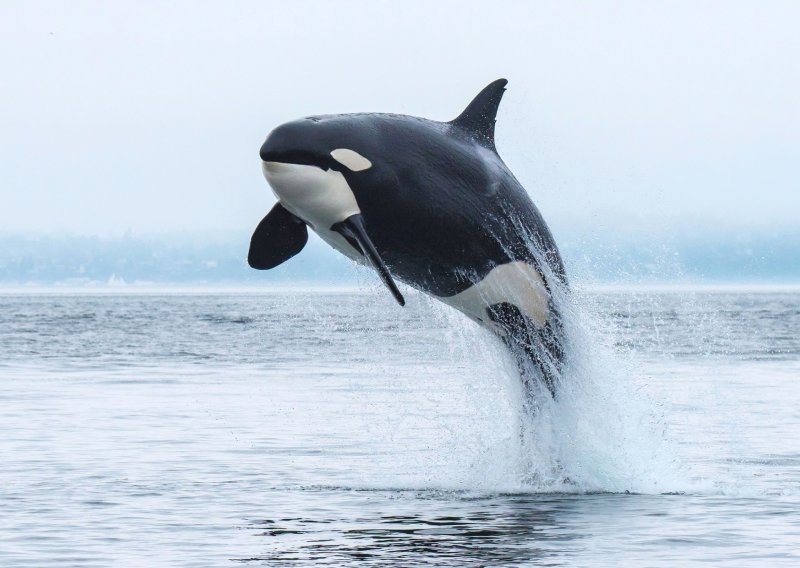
[[249, 79, 568, 397]]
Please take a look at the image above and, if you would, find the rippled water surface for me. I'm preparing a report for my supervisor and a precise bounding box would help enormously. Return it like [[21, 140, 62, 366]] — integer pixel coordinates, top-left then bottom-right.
[[1, 288, 799, 566]]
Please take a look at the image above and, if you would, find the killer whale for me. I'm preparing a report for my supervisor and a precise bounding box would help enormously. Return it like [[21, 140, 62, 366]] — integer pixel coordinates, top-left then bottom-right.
[[249, 79, 567, 396]]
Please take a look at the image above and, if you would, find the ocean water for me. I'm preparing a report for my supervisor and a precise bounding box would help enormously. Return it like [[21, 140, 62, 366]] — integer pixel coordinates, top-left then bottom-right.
[[0, 287, 798, 566]]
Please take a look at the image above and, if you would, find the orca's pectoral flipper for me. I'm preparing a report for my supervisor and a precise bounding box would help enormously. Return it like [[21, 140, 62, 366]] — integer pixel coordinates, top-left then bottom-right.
[[248, 202, 308, 270], [331, 214, 405, 307]]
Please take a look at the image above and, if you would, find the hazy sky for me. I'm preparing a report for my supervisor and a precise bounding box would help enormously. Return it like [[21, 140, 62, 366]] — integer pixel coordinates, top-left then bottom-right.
[[1, 1, 798, 237]]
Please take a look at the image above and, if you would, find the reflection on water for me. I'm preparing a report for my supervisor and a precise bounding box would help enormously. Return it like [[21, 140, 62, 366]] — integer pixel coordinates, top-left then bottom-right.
[[241, 487, 800, 567], [242, 492, 584, 566]]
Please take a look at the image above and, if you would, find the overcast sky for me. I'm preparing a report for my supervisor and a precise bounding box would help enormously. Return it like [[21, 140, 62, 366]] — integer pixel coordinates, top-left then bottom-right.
[[1, 1, 798, 237]]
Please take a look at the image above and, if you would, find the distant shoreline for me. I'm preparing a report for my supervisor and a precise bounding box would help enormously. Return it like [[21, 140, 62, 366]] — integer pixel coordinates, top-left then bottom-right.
[[1, 282, 799, 295]]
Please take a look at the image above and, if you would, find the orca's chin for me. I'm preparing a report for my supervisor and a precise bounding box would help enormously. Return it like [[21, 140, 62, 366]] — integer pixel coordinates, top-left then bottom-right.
[[260, 161, 360, 232]]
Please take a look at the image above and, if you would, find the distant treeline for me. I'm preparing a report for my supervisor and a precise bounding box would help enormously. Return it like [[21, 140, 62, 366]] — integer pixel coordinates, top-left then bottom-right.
[[0, 229, 798, 286], [0, 233, 351, 286], [560, 227, 800, 284]]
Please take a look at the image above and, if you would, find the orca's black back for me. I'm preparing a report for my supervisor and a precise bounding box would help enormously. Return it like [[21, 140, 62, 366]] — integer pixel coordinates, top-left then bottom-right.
[[332, 113, 565, 297]]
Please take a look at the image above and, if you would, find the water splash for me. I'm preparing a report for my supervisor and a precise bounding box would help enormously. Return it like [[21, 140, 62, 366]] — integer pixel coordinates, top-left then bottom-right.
[[301, 238, 709, 495], [522, 289, 687, 493], [405, 274, 696, 495]]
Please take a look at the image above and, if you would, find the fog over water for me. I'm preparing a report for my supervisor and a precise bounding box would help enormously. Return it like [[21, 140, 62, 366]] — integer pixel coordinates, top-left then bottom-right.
[[2, 229, 799, 286]]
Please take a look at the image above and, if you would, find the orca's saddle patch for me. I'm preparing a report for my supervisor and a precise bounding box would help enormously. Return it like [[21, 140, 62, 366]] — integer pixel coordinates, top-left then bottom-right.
[[248, 202, 308, 270]]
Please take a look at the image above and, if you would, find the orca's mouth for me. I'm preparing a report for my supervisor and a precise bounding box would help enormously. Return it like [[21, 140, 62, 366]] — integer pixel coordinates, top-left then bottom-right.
[[262, 161, 323, 174], [260, 148, 334, 171]]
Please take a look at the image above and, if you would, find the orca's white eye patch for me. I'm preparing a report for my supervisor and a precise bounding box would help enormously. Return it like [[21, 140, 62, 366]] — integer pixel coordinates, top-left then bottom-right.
[[330, 148, 372, 172]]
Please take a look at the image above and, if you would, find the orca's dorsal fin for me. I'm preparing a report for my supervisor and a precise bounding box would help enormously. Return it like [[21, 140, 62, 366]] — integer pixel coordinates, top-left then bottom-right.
[[449, 78, 508, 151]]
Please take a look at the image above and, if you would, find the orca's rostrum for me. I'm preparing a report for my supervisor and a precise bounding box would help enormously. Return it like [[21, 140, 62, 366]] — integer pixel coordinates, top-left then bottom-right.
[[249, 79, 568, 397]]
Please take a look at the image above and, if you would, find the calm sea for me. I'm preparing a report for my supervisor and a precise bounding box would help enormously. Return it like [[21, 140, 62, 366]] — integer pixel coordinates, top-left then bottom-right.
[[1, 288, 798, 566]]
